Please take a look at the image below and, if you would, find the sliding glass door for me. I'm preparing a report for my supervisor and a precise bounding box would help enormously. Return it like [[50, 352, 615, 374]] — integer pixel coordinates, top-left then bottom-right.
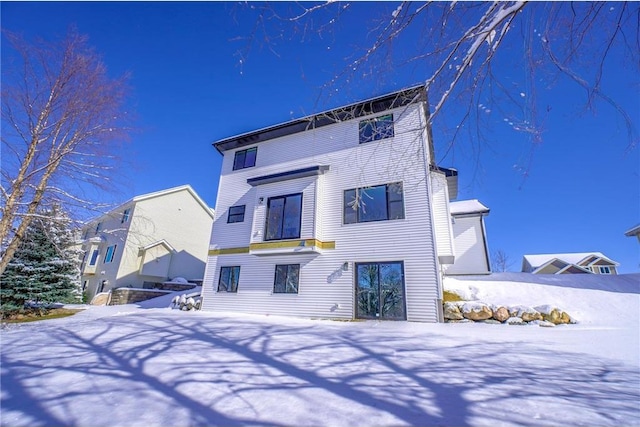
[[355, 261, 406, 320]]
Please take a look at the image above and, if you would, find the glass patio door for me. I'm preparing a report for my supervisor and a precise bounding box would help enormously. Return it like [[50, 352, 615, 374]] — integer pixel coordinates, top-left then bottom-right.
[[355, 261, 406, 320]]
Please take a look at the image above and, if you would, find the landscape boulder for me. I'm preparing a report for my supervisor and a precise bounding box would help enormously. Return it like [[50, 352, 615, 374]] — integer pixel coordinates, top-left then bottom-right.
[[492, 306, 510, 322], [462, 302, 493, 321], [510, 305, 543, 322], [443, 302, 464, 320]]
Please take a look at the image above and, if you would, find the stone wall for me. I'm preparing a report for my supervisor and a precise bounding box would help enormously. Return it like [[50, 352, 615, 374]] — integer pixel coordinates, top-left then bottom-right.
[[109, 288, 170, 305], [444, 301, 576, 326]]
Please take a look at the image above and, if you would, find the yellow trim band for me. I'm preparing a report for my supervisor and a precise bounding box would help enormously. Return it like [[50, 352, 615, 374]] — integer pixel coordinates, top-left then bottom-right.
[[208, 247, 250, 256], [209, 239, 335, 256]]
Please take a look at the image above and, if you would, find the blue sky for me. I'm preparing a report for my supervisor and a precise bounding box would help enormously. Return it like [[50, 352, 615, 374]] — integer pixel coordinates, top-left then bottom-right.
[[2, 2, 638, 273]]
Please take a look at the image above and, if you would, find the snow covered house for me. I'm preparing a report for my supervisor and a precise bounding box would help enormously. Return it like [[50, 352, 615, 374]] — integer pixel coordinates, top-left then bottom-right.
[[202, 85, 488, 322], [78, 185, 215, 300], [443, 199, 491, 275], [522, 252, 620, 275]]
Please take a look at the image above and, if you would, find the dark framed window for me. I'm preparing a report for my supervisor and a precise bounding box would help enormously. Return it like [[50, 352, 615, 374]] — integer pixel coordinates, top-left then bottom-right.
[[227, 205, 246, 223], [121, 208, 131, 223], [95, 222, 103, 234], [89, 249, 99, 266], [265, 193, 302, 240], [218, 266, 240, 292], [233, 147, 257, 170], [274, 264, 300, 294], [104, 245, 117, 263], [359, 114, 394, 144], [344, 182, 404, 224]]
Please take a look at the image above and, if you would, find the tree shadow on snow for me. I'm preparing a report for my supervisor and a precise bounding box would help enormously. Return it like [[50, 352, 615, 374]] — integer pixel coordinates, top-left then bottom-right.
[[1, 313, 638, 426]]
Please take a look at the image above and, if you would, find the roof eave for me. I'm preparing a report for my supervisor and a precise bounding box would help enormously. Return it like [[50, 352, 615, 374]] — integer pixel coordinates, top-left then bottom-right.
[[212, 84, 426, 153]]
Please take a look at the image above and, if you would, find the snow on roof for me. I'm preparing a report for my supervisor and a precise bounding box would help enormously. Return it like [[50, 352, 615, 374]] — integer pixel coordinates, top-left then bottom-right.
[[523, 252, 619, 268], [449, 199, 489, 216]]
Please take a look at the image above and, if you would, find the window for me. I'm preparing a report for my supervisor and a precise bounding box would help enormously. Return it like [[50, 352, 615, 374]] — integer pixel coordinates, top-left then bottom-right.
[[227, 205, 246, 223], [104, 245, 117, 263], [89, 249, 99, 266], [265, 193, 302, 240], [95, 222, 103, 234], [121, 208, 131, 223], [273, 264, 300, 294], [359, 114, 394, 144], [344, 182, 404, 224], [233, 147, 257, 170], [598, 266, 611, 274], [218, 266, 240, 292]]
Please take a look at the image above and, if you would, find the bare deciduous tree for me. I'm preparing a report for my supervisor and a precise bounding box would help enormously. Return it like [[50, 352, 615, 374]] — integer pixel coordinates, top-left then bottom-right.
[[491, 249, 514, 273], [0, 30, 130, 275], [233, 2, 638, 168]]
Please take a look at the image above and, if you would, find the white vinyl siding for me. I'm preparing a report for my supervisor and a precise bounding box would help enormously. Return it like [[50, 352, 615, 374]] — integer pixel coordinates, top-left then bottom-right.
[[445, 215, 490, 275], [203, 102, 442, 322], [430, 171, 455, 265]]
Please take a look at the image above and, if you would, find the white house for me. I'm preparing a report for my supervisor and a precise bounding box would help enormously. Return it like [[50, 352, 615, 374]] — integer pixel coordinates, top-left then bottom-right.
[[444, 199, 491, 275], [522, 252, 620, 275], [202, 86, 484, 322], [78, 185, 215, 300]]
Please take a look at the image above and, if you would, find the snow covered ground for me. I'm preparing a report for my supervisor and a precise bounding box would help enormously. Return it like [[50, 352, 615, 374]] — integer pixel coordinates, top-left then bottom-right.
[[1, 274, 638, 427]]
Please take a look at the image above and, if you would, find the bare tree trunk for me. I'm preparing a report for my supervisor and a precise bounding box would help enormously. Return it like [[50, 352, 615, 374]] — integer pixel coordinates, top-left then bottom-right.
[[1, 30, 130, 275]]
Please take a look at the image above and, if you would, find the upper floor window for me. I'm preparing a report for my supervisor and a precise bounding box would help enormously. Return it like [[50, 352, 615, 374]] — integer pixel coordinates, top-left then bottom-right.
[[89, 249, 100, 266], [233, 147, 257, 170], [359, 114, 394, 144], [598, 266, 611, 274], [273, 264, 300, 294], [265, 193, 302, 241], [227, 205, 246, 223], [104, 245, 117, 263], [121, 208, 131, 224], [218, 266, 240, 292], [344, 182, 404, 224], [95, 222, 103, 234]]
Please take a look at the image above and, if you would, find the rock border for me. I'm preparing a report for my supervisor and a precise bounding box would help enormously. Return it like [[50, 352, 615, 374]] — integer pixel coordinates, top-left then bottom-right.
[[444, 301, 576, 326]]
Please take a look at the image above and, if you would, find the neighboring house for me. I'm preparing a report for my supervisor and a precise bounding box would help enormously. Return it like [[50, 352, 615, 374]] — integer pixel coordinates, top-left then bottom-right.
[[78, 185, 215, 300], [444, 199, 491, 275], [202, 85, 481, 323], [522, 252, 620, 275], [625, 224, 640, 243]]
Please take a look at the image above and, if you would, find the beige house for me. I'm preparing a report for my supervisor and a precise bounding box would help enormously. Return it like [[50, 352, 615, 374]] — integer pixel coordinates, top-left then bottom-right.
[[522, 252, 619, 275], [78, 185, 214, 300]]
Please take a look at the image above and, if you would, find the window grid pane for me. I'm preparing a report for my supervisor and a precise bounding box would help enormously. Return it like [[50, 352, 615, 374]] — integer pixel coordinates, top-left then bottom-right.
[[233, 147, 257, 171], [359, 114, 394, 144], [218, 266, 240, 292], [228, 205, 246, 223], [274, 264, 300, 294], [265, 194, 302, 241], [343, 182, 404, 224]]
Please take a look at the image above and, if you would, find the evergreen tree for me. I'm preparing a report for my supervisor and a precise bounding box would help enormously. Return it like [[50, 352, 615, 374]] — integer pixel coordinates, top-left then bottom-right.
[[1, 205, 82, 314]]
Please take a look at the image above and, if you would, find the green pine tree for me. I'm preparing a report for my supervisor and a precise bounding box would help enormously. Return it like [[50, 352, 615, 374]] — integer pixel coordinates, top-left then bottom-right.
[[1, 205, 82, 315]]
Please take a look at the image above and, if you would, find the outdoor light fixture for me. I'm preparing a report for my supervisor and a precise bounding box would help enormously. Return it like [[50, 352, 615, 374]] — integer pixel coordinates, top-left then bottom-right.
[[342, 262, 349, 271]]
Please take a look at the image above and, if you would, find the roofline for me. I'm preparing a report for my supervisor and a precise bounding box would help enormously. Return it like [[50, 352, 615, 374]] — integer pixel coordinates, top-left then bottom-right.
[[523, 252, 619, 267], [625, 224, 640, 236], [212, 84, 427, 154], [133, 185, 215, 220], [82, 185, 215, 227]]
